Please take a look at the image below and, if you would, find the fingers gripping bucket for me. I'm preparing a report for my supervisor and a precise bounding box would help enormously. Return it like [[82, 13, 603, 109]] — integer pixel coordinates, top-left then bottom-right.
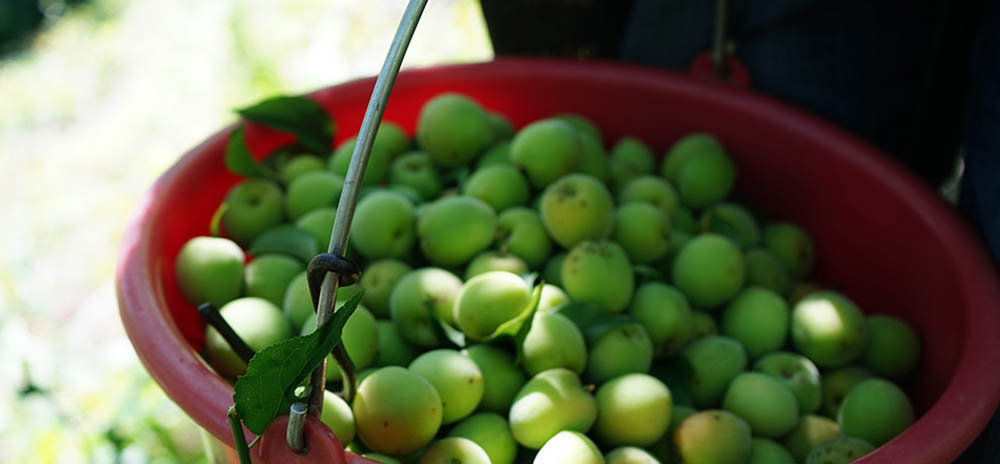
[[116, 59, 1000, 463]]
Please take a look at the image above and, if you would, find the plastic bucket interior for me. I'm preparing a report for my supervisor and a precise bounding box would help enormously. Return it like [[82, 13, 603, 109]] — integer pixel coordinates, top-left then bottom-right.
[[116, 58, 1000, 463]]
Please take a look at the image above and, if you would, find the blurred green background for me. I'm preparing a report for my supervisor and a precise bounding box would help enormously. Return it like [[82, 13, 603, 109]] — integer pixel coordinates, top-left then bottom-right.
[[0, 1, 491, 462]]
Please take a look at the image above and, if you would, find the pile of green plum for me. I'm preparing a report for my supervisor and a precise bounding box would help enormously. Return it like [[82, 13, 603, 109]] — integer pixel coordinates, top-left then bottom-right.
[[175, 92, 923, 464]]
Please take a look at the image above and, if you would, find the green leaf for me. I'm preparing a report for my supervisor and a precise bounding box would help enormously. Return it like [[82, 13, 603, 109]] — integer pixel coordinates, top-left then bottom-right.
[[550, 301, 635, 345], [237, 96, 335, 154], [233, 291, 364, 434], [225, 126, 276, 179], [248, 225, 319, 263]]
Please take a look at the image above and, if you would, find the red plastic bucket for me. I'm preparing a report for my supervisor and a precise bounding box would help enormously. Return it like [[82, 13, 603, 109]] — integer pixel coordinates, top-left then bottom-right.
[[116, 58, 1000, 463]]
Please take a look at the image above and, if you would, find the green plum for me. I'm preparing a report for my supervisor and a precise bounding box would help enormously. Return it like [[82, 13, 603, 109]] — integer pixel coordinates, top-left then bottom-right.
[[417, 93, 493, 168], [285, 170, 345, 221], [672, 234, 746, 308], [463, 165, 531, 212], [610, 136, 655, 176], [353, 366, 443, 456], [555, 113, 603, 144], [204, 297, 292, 377], [175, 236, 245, 308], [690, 310, 719, 338], [220, 179, 285, 246], [721, 287, 789, 359], [508, 368, 598, 449], [521, 311, 588, 375], [477, 140, 512, 168], [661, 133, 725, 183], [671, 208, 699, 235], [805, 436, 875, 464], [743, 248, 792, 295], [417, 196, 497, 267], [762, 223, 815, 277], [613, 202, 672, 264], [754, 351, 822, 415], [510, 119, 581, 188], [562, 240, 635, 312], [448, 413, 518, 464], [674, 410, 752, 464], [821, 366, 873, 418], [409, 349, 485, 424], [486, 112, 515, 142], [301, 305, 378, 381], [675, 148, 736, 209], [540, 173, 615, 248], [534, 431, 604, 464], [782, 415, 840, 462], [647, 404, 697, 463], [350, 190, 416, 259], [605, 446, 661, 464], [791, 291, 868, 368], [497, 207, 552, 269], [244, 254, 303, 307], [618, 175, 680, 217], [418, 438, 491, 464], [321, 390, 356, 445], [360, 259, 412, 318], [609, 157, 641, 193], [283, 270, 362, 332], [700, 203, 760, 249], [375, 121, 411, 158], [454, 271, 531, 341], [722, 372, 799, 438], [837, 378, 914, 446], [574, 126, 611, 183], [747, 438, 795, 464], [464, 251, 528, 280], [374, 320, 420, 367], [328, 137, 392, 187], [536, 283, 569, 313], [678, 335, 747, 408], [295, 207, 336, 251], [660, 230, 692, 281], [542, 253, 567, 288], [278, 155, 325, 185], [461, 344, 527, 413], [389, 267, 463, 346], [628, 283, 693, 358], [595, 373, 673, 446], [587, 323, 654, 385], [389, 151, 443, 201], [861, 315, 920, 379]]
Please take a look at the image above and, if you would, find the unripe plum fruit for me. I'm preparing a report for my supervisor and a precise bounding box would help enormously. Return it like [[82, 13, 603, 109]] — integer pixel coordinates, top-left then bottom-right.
[[837, 378, 914, 446], [454, 271, 531, 341], [461, 344, 527, 414], [350, 190, 416, 260], [721, 287, 789, 359], [204, 297, 292, 378], [510, 119, 581, 188], [175, 236, 245, 308], [463, 164, 531, 212], [497, 207, 552, 269], [244, 254, 303, 307], [861, 315, 920, 379], [521, 311, 588, 375], [690, 311, 719, 338], [782, 415, 840, 462], [594, 373, 673, 446], [762, 223, 815, 277], [477, 140, 512, 168], [618, 175, 680, 217], [562, 240, 635, 312], [586, 323, 654, 385], [540, 173, 615, 248], [409, 349, 485, 424], [613, 202, 672, 264], [610, 136, 655, 176], [679, 335, 747, 408], [374, 320, 420, 367], [417, 93, 493, 168], [508, 368, 597, 449], [627, 282, 693, 358], [285, 170, 344, 221], [278, 155, 325, 186], [605, 446, 660, 464], [820, 366, 872, 418], [660, 133, 726, 183], [352, 366, 443, 456], [294, 207, 336, 251], [417, 196, 497, 267], [748, 438, 795, 464], [486, 112, 515, 142], [743, 248, 792, 295], [805, 436, 875, 464], [389, 151, 443, 201], [672, 234, 745, 308], [328, 136, 392, 186], [555, 113, 603, 145], [722, 372, 799, 438], [220, 178, 285, 246], [464, 251, 528, 280], [389, 268, 463, 346], [754, 351, 822, 415], [536, 284, 570, 313], [321, 390, 356, 446], [675, 148, 736, 209], [360, 259, 412, 318], [791, 291, 867, 368], [674, 410, 753, 464], [534, 431, 604, 464], [700, 203, 760, 249], [301, 305, 378, 381], [447, 413, 518, 464]]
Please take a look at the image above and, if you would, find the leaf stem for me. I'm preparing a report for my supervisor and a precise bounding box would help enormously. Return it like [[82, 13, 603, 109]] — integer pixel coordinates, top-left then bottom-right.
[[227, 406, 253, 464]]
